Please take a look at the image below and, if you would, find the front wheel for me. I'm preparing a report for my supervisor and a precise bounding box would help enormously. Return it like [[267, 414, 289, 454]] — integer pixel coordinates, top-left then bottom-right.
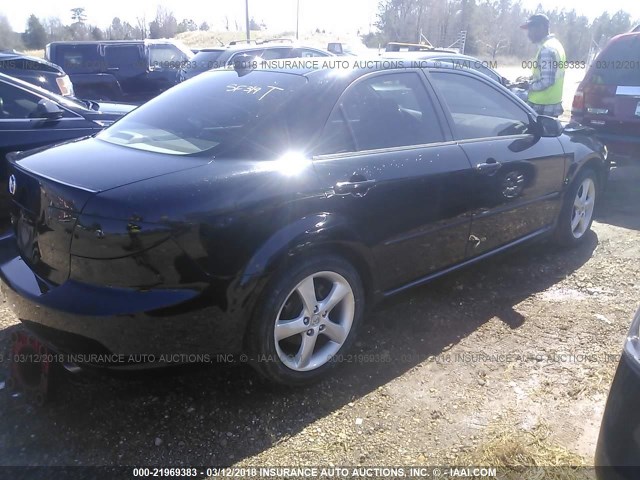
[[554, 168, 598, 246], [245, 255, 364, 386]]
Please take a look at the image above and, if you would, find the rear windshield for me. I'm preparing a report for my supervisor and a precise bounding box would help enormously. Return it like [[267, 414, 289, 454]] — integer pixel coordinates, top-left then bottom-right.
[[191, 50, 225, 71], [97, 70, 306, 156], [592, 35, 640, 86]]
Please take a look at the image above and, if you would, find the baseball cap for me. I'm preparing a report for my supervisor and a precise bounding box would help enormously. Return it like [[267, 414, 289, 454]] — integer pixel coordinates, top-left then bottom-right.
[[520, 14, 550, 29]]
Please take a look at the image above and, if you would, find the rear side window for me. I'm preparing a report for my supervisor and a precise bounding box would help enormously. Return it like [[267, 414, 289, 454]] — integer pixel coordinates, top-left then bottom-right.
[[430, 72, 531, 139], [294, 48, 328, 58], [317, 72, 445, 154], [55, 45, 104, 74], [260, 48, 294, 60], [592, 35, 640, 86], [192, 50, 225, 71]]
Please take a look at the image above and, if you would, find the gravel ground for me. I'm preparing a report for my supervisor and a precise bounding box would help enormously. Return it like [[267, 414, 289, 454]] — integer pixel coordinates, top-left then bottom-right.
[[0, 162, 639, 474]]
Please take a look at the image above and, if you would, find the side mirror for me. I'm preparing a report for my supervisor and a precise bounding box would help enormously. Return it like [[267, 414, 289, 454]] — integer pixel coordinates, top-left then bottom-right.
[[35, 99, 64, 120], [535, 115, 563, 137]]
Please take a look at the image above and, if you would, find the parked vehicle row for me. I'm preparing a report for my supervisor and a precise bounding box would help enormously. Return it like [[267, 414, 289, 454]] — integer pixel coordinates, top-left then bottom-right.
[[46, 39, 194, 103]]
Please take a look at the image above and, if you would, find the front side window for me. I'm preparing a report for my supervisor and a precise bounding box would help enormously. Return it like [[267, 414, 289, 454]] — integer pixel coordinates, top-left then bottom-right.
[[317, 72, 445, 155], [105, 45, 144, 72], [97, 70, 306, 156], [0, 83, 45, 119], [429, 72, 531, 139]]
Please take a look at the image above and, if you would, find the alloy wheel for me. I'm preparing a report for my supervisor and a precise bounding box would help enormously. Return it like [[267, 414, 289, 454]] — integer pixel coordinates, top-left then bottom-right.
[[273, 271, 355, 372], [571, 177, 596, 239]]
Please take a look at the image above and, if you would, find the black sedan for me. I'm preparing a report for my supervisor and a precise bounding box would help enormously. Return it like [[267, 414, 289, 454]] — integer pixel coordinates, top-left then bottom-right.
[[0, 72, 135, 217], [0, 50, 74, 96], [596, 306, 640, 478], [0, 60, 607, 386]]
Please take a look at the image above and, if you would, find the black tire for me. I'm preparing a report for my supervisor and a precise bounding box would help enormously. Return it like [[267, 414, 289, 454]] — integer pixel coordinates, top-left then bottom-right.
[[553, 168, 598, 247], [245, 254, 365, 386]]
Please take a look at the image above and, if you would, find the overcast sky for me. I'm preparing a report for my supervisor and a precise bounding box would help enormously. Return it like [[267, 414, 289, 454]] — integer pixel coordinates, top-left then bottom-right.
[[5, 0, 640, 34]]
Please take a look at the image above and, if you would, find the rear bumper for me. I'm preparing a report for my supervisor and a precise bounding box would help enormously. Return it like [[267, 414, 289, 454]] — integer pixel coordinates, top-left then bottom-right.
[[571, 117, 640, 161], [0, 231, 245, 368], [594, 133, 640, 162], [595, 352, 640, 478]]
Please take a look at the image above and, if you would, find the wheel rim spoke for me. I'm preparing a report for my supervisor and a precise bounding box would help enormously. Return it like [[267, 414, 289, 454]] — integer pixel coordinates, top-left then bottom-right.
[[321, 321, 347, 344], [275, 315, 308, 341], [571, 211, 581, 230], [574, 195, 583, 208], [320, 281, 349, 316], [296, 333, 317, 369], [296, 276, 318, 315]]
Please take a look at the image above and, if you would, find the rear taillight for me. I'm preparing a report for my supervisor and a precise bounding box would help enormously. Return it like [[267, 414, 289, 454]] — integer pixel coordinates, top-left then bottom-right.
[[572, 89, 584, 113]]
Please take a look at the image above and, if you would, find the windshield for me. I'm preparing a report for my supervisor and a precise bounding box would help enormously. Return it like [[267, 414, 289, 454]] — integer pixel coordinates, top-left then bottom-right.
[[97, 70, 306, 156]]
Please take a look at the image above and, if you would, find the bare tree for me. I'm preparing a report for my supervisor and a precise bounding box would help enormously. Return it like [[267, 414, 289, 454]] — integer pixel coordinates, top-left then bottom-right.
[[136, 15, 147, 39]]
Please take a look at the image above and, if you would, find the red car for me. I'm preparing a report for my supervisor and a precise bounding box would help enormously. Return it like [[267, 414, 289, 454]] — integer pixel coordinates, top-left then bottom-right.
[[571, 31, 640, 162]]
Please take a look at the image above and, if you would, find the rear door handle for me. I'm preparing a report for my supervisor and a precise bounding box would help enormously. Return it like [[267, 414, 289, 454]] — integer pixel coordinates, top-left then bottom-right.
[[476, 158, 501, 175], [334, 179, 376, 197]]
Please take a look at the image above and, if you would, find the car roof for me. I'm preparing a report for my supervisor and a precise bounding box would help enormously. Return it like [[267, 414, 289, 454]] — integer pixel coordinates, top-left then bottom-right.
[[606, 31, 640, 44], [47, 39, 181, 46], [223, 56, 486, 78], [382, 51, 478, 61], [0, 52, 64, 72], [197, 43, 327, 53]]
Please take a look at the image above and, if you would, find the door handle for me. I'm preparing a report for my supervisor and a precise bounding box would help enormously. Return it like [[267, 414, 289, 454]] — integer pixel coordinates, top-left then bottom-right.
[[334, 179, 376, 197], [107, 67, 120, 71], [476, 158, 502, 175]]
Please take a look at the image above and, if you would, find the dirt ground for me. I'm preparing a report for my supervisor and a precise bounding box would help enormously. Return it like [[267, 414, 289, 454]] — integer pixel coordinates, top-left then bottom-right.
[[0, 162, 639, 475]]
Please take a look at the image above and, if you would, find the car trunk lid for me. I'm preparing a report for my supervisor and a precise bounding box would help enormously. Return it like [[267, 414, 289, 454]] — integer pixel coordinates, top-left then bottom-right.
[[7, 138, 209, 285]]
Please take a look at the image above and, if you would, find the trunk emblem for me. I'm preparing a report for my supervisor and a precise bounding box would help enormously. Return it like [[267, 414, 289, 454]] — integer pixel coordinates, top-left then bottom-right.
[[8, 175, 16, 195]]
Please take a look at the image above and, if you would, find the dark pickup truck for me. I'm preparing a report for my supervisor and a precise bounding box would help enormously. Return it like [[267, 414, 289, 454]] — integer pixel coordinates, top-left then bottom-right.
[[46, 40, 193, 103]]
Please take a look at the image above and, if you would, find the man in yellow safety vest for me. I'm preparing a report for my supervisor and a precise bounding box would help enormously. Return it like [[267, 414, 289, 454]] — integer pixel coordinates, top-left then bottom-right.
[[519, 14, 566, 117]]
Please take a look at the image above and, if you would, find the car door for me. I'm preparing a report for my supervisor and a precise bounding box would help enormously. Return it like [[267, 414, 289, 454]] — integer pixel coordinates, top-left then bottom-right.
[[312, 70, 476, 292], [103, 44, 146, 101], [427, 70, 568, 257]]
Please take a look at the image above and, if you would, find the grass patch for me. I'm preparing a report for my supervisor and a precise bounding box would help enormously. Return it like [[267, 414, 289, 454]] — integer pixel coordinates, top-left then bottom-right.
[[456, 423, 591, 480]]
